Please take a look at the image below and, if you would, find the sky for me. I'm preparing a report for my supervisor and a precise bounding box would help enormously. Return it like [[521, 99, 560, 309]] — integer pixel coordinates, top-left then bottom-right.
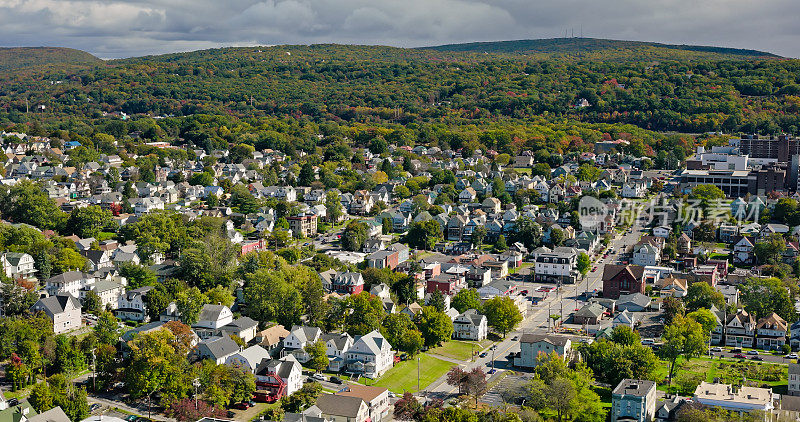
[[0, 0, 798, 59]]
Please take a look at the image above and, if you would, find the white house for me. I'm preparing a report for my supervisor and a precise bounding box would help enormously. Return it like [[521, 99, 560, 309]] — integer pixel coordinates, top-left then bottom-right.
[[514, 334, 572, 368], [193, 304, 234, 338], [345, 330, 394, 378], [225, 345, 271, 373], [254, 356, 303, 398], [30, 294, 82, 334], [196, 335, 240, 364], [115, 286, 152, 322], [0, 252, 36, 279], [452, 309, 488, 341]]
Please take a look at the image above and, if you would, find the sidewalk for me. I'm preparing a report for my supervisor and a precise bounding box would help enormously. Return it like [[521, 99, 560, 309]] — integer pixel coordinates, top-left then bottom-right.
[[88, 396, 175, 422]]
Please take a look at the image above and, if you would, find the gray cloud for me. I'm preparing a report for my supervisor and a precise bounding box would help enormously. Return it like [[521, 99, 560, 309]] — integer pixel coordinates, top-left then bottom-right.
[[0, 0, 797, 58]]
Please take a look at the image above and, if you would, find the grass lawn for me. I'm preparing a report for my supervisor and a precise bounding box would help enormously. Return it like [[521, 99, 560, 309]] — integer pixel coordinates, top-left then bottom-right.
[[429, 340, 494, 361], [592, 385, 612, 409], [372, 353, 453, 393], [514, 168, 532, 175], [653, 357, 788, 395]]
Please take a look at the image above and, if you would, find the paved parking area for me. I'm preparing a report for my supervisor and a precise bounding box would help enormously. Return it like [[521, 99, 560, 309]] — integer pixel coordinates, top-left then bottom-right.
[[480, 374, 534, 408]]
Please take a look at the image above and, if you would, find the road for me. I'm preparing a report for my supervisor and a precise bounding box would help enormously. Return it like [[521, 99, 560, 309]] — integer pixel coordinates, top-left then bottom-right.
[[422, 220, 646, 401]]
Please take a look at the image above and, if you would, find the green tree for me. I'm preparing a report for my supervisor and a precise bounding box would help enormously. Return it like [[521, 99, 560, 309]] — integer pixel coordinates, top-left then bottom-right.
[[660, 315, 708, 386], [427, 289, 446, 312], [341, 221, 368, 252], [471, 226, 487, 247], [381, 313, 415, 350], [405, 221, 443, 250], [119, 263, 158, 289], [739, 277, 797, 321], [345, 292, 386, 336], [451, 288, 481, 313], [93, 312, 120, 345], [0, 180, 67, 230], [684, 282, 725, 311], [754, 233, 787, 265], [67, 206, 113, 239], [576, 252, 591, 278], [493, 234, 508, 252], [414, 306, 453, 347], [483, 296, 522, 337], [176, 287, 208, 325], [205, 285, 235, 307], [325, 191, 343, 223], [305, 341, 329, 373]]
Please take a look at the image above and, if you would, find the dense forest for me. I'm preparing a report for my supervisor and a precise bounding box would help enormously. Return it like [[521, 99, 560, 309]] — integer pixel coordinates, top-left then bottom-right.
[[0, 40, 799, 151]]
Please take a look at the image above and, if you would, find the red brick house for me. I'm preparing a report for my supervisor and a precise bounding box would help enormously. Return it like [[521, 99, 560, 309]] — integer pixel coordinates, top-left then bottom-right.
[[426, 274, 460, 295], [332, 272, 365, 295], [602, 265, 646, 299]]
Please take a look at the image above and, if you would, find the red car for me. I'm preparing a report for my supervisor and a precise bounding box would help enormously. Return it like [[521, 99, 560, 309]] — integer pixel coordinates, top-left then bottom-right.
[[520, 290, 529, 296], [733, 353, 746, 359], [232, 402, 251, 410]]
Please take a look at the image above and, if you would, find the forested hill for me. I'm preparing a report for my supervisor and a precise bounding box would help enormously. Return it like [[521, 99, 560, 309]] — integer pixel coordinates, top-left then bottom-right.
[[0, 47, 102, 72], [422, 38, 780, 61]]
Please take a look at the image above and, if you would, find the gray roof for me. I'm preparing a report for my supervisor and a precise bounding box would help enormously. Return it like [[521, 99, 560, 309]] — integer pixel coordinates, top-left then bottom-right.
[[612, 379, 656, 397], [316, 394, 365, 418], [31, 294, 80, 315], [616, 293, 651, 309], [289, 325, 322, 344], [28, 406, 70, 422], [198, 304, 228, 323], [198, 336, 239, 360], [574, 303, 605, 319], [519, 334, 570, 347]]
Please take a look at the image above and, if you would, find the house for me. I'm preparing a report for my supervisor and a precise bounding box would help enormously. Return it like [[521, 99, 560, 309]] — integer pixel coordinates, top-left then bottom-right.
[[514, 334, 572, 368], [789, 363, 800, 396], [652, 226, 671, 238], [602, 265, 646, 299], [321, 333, 353, 372], [725, 309, 756, 348], [256, 324, 290, 356], [30, 294, 81, 334], [254, 356, 303, 401], [196, 335, 240, 364], [316, 394, 370, 422], [345, 330, 394, 378], [193, 304, 234, 339], [610, 379, 657, 422], [369, 283, 391, 301], [482, 197, 501, 214], [657, 277, 687, 298], [219, 317, 258, 343], [613, 310, 637, 329], [732, 236, 755, 265], [366, 250, 399, 270], [791, 320, 800, 351], [677, 233, 692, 255], [226, 345, 271, 373], [0, 252, 36, 279], [622, 182, 647, 198], [115, 286, 153, 322], [282, 325, 323, 362], [532, 246, 579, 284], [332, 272, 365, 295], [654, 396, 687, 422], [632, 243, 660, 267], [616, 293, 652, 312], [755, 312, 787, 351], [452, 309, 488, 341], [693, 381, 774, 413], [573, 303, 605, 325], [459, 187, 477, 203], [45, 270, 95, 298], [334, 384, 392, 422], [388, 243, 410, 264]]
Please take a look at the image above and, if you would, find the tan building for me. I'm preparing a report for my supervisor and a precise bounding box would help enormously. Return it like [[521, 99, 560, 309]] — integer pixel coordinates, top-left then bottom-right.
[[334, 384, 392, 422], [288, 214, 318, 238]]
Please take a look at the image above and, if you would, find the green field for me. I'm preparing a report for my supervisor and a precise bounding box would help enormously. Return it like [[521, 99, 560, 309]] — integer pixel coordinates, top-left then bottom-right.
[[653, 357, 788, 395], [429, 340, 493, 361], [372, 353, 454, 393]]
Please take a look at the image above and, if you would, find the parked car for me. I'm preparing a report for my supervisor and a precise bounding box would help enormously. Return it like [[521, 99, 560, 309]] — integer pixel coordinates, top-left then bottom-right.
[[312, 373, 326, 381], [89, 404, 101, 412], [751, 356, 764, 361], [641, 339, 655, 345], [731, 348, 742, 353], [479, 352, 488, 358], [330, 376, 343, 385], [785, 353, 798, 359], [487, 369, 497, 375], [747, 350, 759, 355], [733, 353, 746, 359], [711, 347, 723, 352], [124, 416, 138, 422], [232, 402, 250, 410], [512, 335, 519, 341], [520, 290, 528, 296]]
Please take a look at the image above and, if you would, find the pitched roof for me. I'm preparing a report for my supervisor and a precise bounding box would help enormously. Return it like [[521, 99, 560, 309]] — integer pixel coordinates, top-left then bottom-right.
[[316, 394, 365, 418], [519, 334, 570, 347], [335, 383, 387, 403], [602, 264, 645, 281]]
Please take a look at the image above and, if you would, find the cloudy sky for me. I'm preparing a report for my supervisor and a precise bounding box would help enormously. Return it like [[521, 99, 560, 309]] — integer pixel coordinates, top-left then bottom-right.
[[0, 0, 797, 59]]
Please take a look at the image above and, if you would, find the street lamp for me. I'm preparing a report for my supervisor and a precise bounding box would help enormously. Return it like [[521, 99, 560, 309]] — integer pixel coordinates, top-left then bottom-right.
[[417, 357, 420, 392]]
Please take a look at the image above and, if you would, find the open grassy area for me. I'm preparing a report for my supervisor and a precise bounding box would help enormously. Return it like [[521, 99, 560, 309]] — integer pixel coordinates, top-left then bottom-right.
[[429, 340, 493, 361], [372, 353, 453, 393], [653, 357, 788, 395]]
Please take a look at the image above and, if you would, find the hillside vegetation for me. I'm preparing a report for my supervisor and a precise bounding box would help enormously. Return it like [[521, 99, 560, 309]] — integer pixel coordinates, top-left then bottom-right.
[[0, 47, 101, 72], [422, 37, 780, 61]]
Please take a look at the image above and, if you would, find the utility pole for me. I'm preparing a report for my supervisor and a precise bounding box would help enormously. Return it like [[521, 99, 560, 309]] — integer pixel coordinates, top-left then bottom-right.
[[417, 356, 420, 391], [193, 378, 201, 409], [91, 349, 96, 393]]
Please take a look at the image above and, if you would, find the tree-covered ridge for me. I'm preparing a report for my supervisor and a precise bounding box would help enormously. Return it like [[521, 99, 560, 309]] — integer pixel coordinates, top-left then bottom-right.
[[422, 37, 780, 60], [0, 47, 101, 72], [1, 43, 799, 134]]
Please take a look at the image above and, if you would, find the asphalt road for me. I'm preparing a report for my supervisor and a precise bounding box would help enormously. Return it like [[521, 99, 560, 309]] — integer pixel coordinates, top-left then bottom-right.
[[422, 220, 646, 400]]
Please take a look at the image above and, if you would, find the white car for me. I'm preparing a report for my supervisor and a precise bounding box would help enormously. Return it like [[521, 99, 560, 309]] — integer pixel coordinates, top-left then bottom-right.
[[711, 347, 723, 352], [785, 353, 798, 359], [641, 339, 655, 346], [312, 373, 326, 381]]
